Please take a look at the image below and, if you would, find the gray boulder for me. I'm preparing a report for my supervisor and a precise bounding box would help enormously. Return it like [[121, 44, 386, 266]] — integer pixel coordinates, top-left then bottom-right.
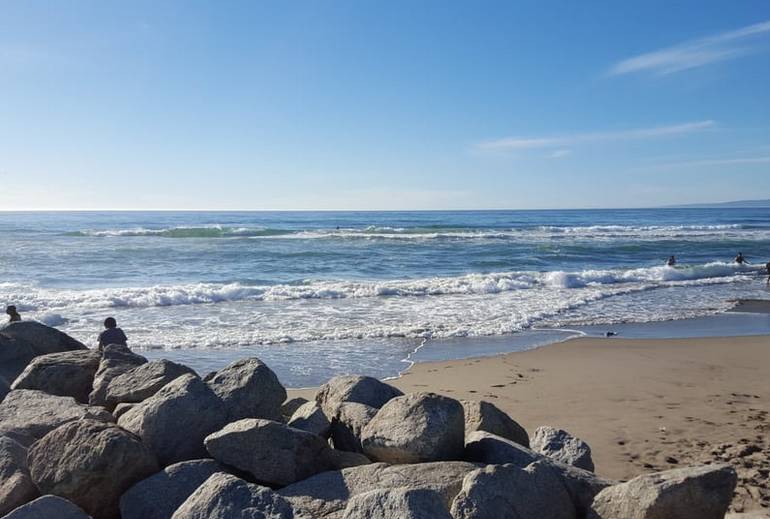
[[287, 402, 331, 438], [120, 459, 223, 519], [462, 400, 529, 447], [0, 334, 38, 390], [205, 419, 366, 487], [206, 358, 286, 422], [450, 461, 576, 519], [342, 487, 452, 519], [0, 382, 8, 403], [0, 436, 39, 516], [11, 350, 101, 403], [1, 321, 87, 355], [464, 431, 613, 517], [118, 374, 228, 466], [27, 419, 159, 519], [589, 464, 737, 519], [112, 403, 136, 420], [279, 461, 479, 519], [170, 472, 294, 519], [1, 495, 92, 519], [315, 375, 403, 417], [105, 359, 196, 408], [329, 402, 378, 453], [0, 390, 113, 446], [281, 397, 309, 421], [532, 426, 595, 472], [361, 392, 464, 464], [88, 344, 147, 408]]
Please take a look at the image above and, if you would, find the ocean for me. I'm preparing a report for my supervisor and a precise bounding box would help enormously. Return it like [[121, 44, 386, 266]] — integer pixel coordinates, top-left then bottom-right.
[[1, 208, 769, 386]]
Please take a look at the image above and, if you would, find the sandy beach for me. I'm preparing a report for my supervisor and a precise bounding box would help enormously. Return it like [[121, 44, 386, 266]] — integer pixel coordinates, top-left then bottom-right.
[[292, 333, 770, 514]]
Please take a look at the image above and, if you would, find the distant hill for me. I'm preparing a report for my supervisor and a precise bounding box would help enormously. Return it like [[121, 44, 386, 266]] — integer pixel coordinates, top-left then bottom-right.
[[666, 199, 770, 209]]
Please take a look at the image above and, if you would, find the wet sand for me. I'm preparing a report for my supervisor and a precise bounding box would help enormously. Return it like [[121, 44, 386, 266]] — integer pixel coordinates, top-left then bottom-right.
[[293, 334, 770, 514]]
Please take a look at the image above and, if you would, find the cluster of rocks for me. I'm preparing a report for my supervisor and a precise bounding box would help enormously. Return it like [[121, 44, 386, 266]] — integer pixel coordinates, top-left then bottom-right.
[[0, 321, 740, 518]]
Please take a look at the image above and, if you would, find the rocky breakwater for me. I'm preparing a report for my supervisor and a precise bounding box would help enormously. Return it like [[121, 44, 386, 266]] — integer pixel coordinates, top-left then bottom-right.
[[0, 321, 741, 518]]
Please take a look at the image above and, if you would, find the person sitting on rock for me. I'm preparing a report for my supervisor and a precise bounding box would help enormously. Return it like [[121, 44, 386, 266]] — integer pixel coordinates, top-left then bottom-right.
[[98, 317, 128, 351], [5, 305, 21, 323]]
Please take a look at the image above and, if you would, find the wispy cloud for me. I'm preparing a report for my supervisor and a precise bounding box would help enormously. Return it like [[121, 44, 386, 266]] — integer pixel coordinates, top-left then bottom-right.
[[549, 149, 572, 158], [653, 156, 770, 169], [608, 19, 770, 76], [477, 120, 715, 152]]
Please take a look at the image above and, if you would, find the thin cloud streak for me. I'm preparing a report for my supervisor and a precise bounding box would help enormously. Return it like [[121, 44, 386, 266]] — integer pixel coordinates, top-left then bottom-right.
[[608, 19, 770, 76], [654, 156, 770, 169], [477, 120, 715, 152]]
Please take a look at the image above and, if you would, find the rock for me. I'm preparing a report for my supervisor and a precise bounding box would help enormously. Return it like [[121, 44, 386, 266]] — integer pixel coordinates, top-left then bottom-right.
[[281, 397, 309, 421], [464, 431, 613, 517], [88, 344, 147, 408], [10, 350, 101, 403], [1, 321, 87, 355], [315, 375, 403, 417], [1, 495, 92, 519], [279, 461, 479, 519], [170, 473, 294, 519], [118, 374, 227, 466], [0, 390, 113, 446], [119, 459, 223, 519], [0, 334, 38, 389], [27, 419, 159, 519], [0, 436, 39, 516], [532, 426, 595, 472], [112, 403, 136, 420], [450, 461, 576, 519], [360, 392, 464, 464], [287, 402, 331, 438], [342, 487, 453, 519], [462, 400, 529, 447], [206, 358, 286, 422], [329, 402, 378, 453], [205, 419, 358, 487], [105, 359, 196, 408], [0, 382, 8, 403], [589, 464, 737, 519]]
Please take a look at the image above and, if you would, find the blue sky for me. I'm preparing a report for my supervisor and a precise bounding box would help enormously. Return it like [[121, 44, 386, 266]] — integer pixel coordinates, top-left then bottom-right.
[[1, 1, 769, 210]]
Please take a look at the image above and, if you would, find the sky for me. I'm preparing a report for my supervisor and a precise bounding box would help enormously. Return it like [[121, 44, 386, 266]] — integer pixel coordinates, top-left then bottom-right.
[[1, 1, 769, 210]]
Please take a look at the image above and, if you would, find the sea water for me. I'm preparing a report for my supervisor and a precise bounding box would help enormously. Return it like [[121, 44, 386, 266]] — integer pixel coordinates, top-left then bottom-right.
[[1, 208, 769, 385]]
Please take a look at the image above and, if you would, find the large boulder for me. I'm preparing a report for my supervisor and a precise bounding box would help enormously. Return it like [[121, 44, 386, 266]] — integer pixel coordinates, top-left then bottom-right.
[[329, 402, 378, 453], [1, 495, 92, 519], [118, 374, 228, 466], [205, 358, 286, 422], [105, 359, 196, 408], [287, 402, 331, 439], [450, 461, 576, 519], [462, 400, 529, 447], [205, 419, 367, 487], [120, 459, 223, 519], [464, 431, 613, 517], [0, 382, 8, 403], [532, 426, 595, 472], [88, 344, 147, 408], [342, 487, 452, 519], [0, 321, 87, 355], [10, 350, 101, 403], [27, 419, 159, 519], [0, 334, 38, 389], [0, 436, 38, 516], [0, 390, 113, 446], [589, 464, 737, 519], [315, 375, 403, 417], [170, 473, 294, 519], [360, 392, 464, 464], [279, 461, 479, 519]]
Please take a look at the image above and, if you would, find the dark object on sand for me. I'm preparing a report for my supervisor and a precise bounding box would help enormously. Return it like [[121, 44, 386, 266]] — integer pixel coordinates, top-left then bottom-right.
[[605, 331, 617, 337]]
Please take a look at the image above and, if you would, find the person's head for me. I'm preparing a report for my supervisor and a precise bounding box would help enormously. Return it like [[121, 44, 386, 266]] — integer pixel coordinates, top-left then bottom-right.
[[738, 252, 743, 256], [104, 317, 117, 329], [5, 305, 17, 316]]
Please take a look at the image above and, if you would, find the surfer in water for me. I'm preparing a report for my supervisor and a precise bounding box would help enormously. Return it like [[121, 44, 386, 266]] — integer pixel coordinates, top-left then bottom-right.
[[666, 255, 676, 266], [735, 252, 749, 265]]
